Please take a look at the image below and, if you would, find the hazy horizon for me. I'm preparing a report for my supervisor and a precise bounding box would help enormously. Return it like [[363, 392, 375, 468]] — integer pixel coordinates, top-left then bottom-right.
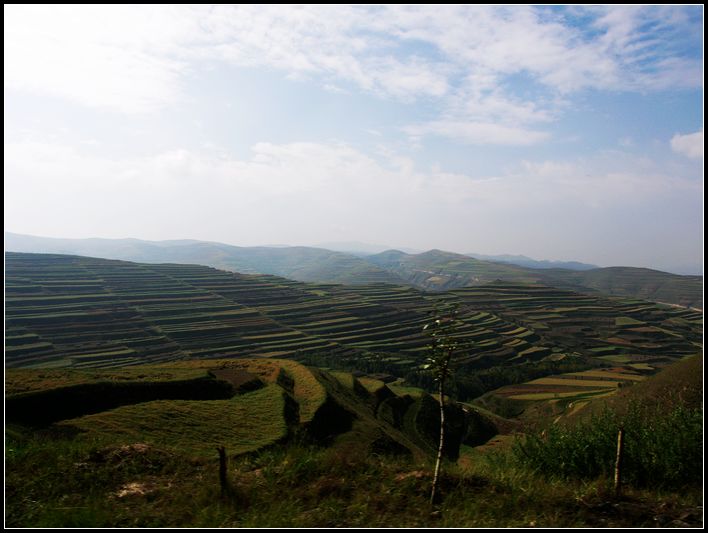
[[5, 229, 703, 276], [4, 5, 703, 276]]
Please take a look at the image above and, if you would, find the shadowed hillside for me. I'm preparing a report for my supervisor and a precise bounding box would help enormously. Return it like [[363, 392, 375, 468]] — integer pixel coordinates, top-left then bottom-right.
[[5, 359, 448, 460]]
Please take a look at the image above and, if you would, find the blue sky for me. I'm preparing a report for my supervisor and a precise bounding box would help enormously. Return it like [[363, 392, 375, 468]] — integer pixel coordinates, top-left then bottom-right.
[[4, 5, 704, 274]]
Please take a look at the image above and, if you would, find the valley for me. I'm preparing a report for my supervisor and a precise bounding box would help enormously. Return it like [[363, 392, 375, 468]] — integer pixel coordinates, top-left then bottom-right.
[[6, 252, 701, 375], [5, 251, 703, 527]]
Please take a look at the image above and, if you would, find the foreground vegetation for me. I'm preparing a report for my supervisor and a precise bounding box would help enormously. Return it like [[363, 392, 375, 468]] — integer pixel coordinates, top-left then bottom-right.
[[5, 356, 702, 527], [512, 354, 702, 491], [515, 403, 701, 488], [6, 429, 701, 527]]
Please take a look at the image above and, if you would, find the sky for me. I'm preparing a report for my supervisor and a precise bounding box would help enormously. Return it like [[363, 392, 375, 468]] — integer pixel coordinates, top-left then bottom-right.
[[4, 5, 704, 274]]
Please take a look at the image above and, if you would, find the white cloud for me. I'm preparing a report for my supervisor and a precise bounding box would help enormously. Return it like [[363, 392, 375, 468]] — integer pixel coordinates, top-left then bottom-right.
[[4, 139, 701, 272], [404, 74, 557, 145], [4, 5, 196, 113], [461, 89, 555, 126], [4, 5, 701, 117], [5, 140, 700, 247], [592, 6, 703, 90], [671, 130, 704, 159], [200, 5, 452, 100], [404, 121, 550, 146], [513, 156, 700, 209]]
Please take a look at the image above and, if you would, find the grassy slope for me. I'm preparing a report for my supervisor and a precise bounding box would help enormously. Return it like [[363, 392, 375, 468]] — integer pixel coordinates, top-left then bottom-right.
[[505, 355, 702, 493], [497, 353, 702, 430], [473, 353, 702, 447], [464, 349, 703, 448], [5, 359, 428, 460], [61, 384, 289, 457], [4, 366, 207, 395], [565, 352, 703, 421]]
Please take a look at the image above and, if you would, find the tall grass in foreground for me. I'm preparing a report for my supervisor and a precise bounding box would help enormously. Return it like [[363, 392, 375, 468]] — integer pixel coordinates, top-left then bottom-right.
[[513, 401, 702, 488], [7, 426, 703, 528]]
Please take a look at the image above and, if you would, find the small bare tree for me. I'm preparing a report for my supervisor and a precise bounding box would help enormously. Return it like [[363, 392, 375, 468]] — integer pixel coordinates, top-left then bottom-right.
[[423, 302, 462, 506]]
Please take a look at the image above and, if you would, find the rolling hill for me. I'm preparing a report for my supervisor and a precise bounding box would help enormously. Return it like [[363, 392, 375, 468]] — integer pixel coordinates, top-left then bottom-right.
[[4, 232, 407, 287], [6, 252, 701, 375], [365, 249, 542, 290], [6, 357, 484, 527], [466, 252, 598, 271], [7, 232, 702, 308], [534, 266, 704, 309], [365, 249, 703, 308]]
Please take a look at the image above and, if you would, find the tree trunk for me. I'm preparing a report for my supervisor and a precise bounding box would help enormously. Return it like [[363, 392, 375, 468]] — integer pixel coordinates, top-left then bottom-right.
[[614, 427, 625, 498], [430, 375, 446, 506]]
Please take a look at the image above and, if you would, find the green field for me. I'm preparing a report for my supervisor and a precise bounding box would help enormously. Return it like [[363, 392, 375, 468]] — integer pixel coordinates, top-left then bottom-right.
[[482, 361, 651, 417], [62, 384, 289, 457]]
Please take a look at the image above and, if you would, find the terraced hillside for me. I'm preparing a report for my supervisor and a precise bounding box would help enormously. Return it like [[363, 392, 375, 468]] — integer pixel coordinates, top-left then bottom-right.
[[450, 282, 702, 366], [4, 253, 430, 369], [8, 232, 701, 307], [534, 267, 703, 309], [366, 249, 540, 290], [365, 249, 703, 308], [5, 358, 466, 461], [6, 253, 702, 381]]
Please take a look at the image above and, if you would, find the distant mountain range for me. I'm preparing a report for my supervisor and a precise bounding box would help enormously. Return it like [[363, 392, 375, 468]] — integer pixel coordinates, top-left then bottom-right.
[[314, 241, 598, 269], [465, 253, 598, 271], [4, 232, 406, 286], [5, 232, 702, 308], [312, 241, 423, 256]]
